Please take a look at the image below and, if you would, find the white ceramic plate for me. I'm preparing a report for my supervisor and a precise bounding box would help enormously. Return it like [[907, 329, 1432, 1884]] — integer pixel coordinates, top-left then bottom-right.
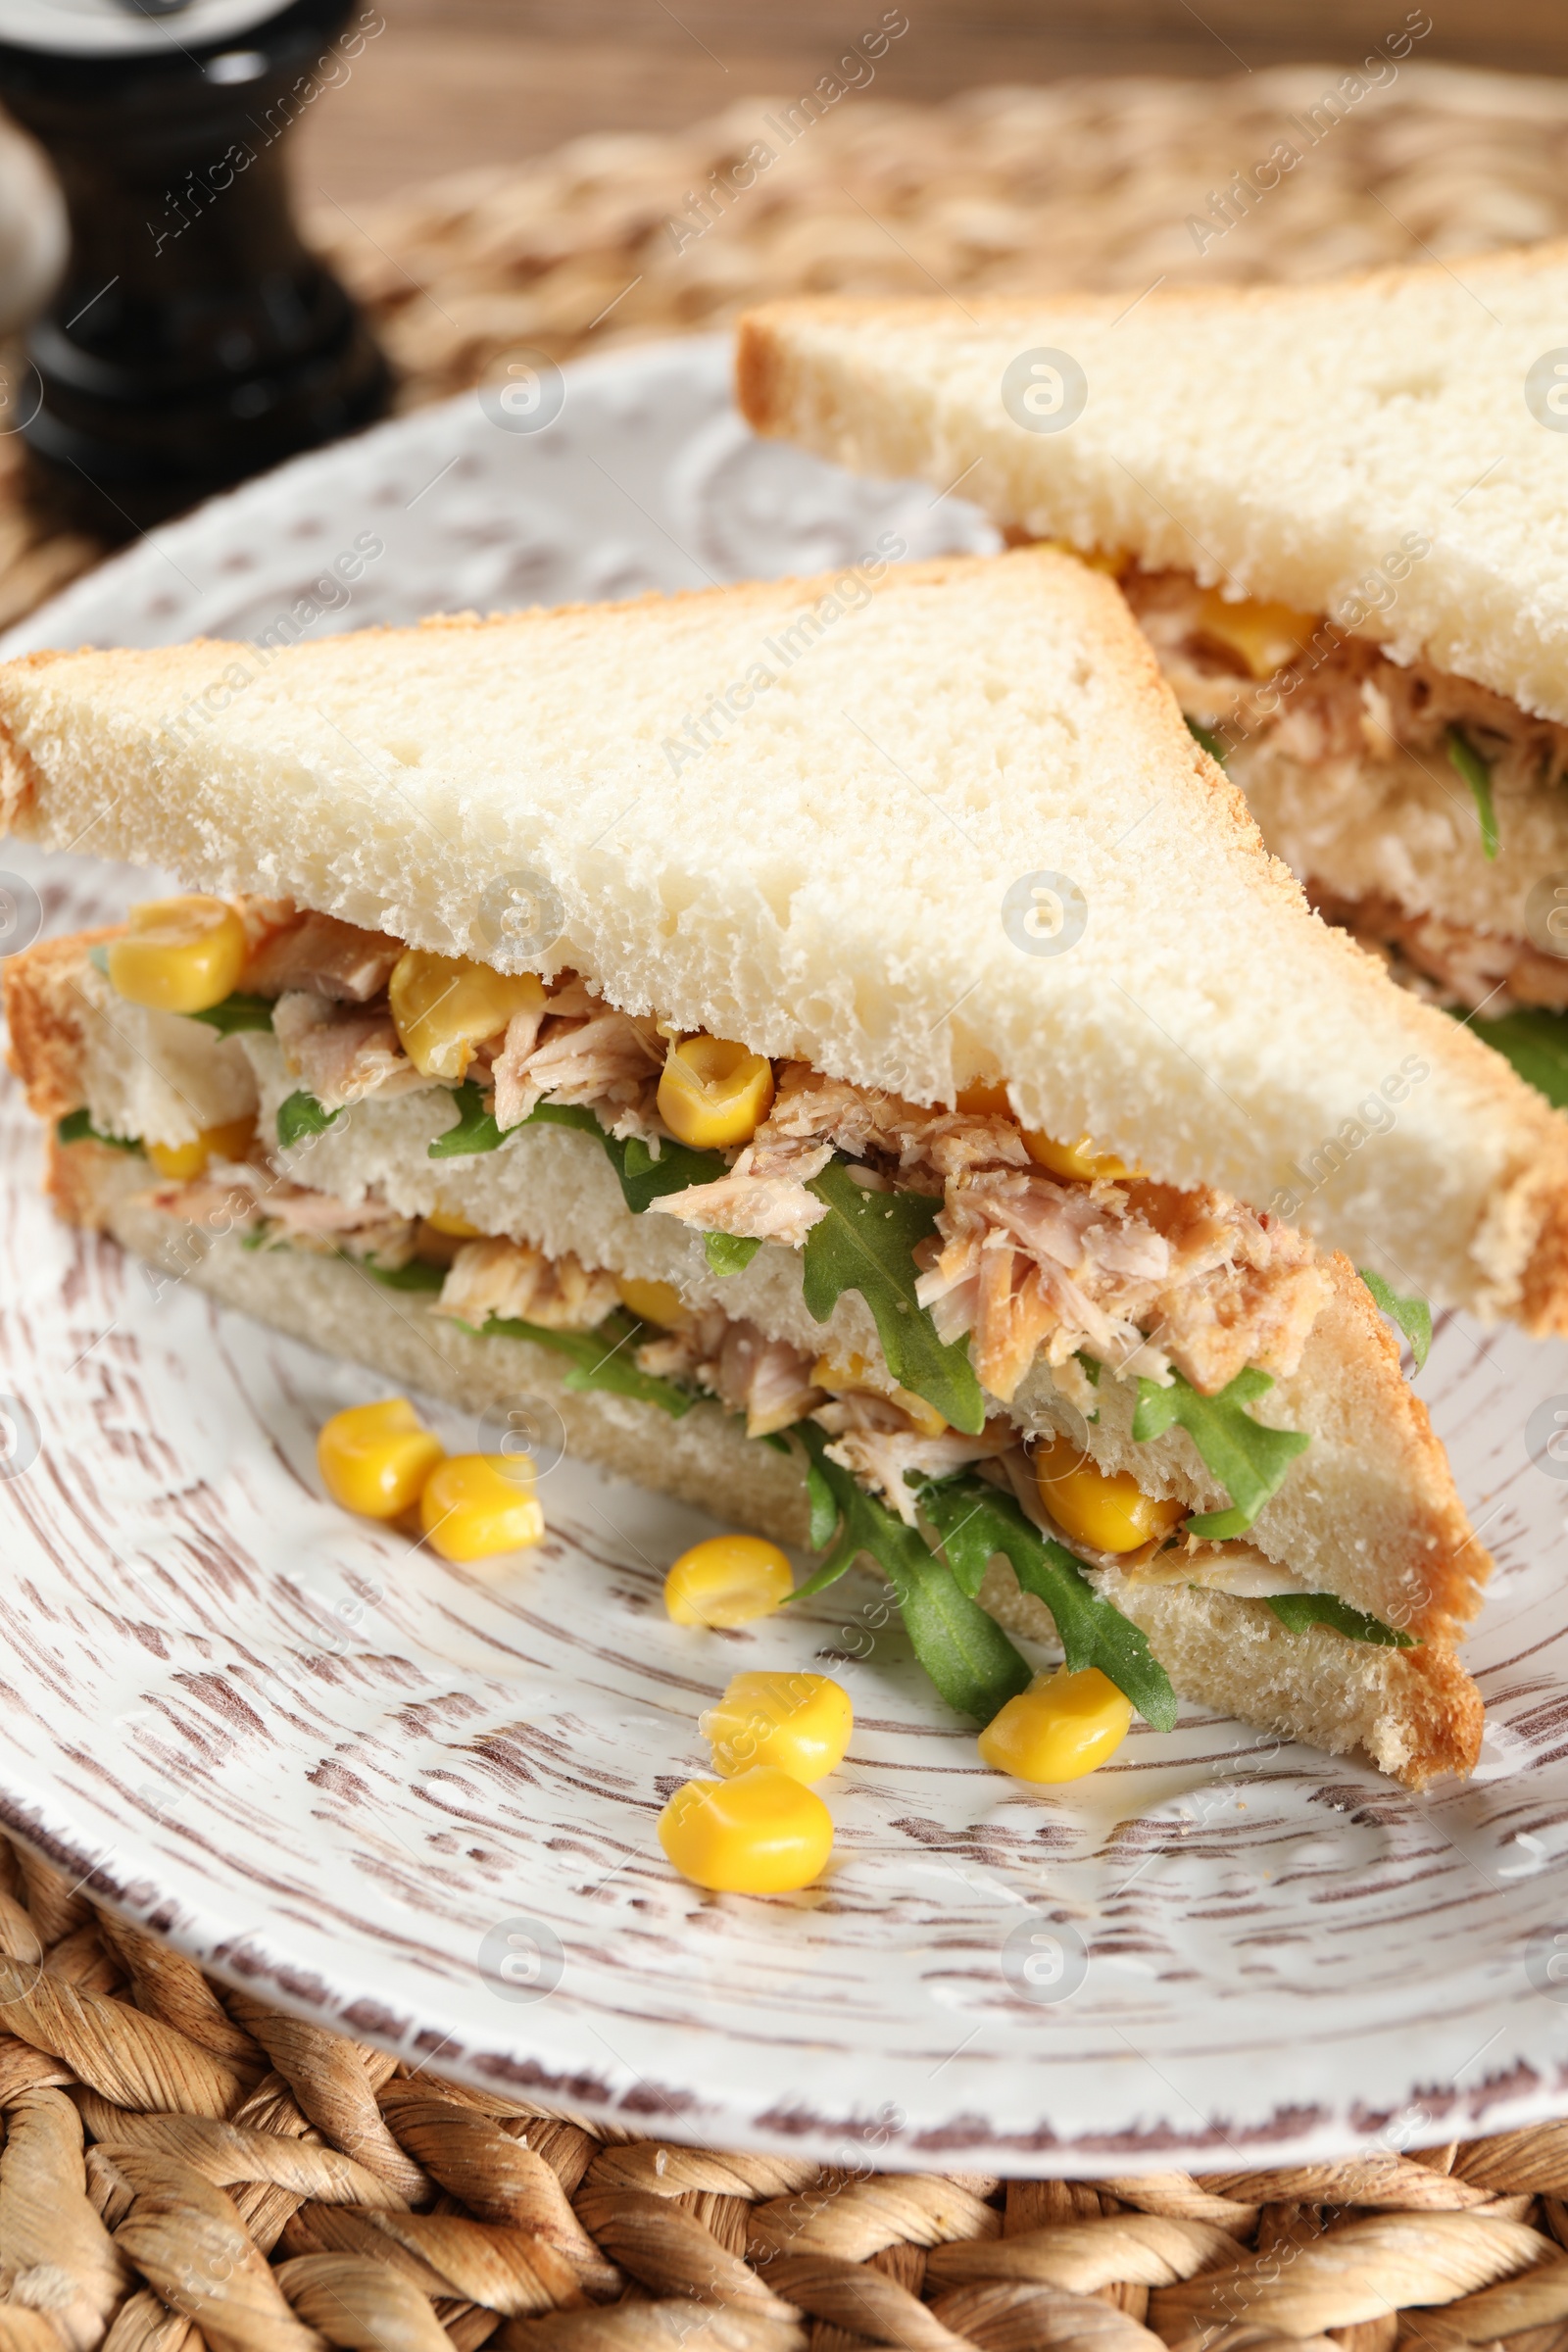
[[4, 336, 1568, 2175]]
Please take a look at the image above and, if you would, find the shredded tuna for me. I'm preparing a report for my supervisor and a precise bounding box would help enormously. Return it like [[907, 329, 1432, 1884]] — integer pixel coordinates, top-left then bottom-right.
[[241, 911, 401, 1004], [822, 1420, 1015, 1526], [434, 1235, 619, 1332], [759, 1062, 1026, 1182], [713, 1322, 825, 1439], [920, 1168, 1325, 1400], [491, 1004, 663, 1133], [634, 1306, 824, 1438], [140, 1172, 263, 1235], [1121, 566, 1568, 1006], [651, 1137, 833, 1246], [1312, 885, 1568, 1015], [271, 991, 436, 1111], [262, 1193, 416, 1259], [142, 1164, 415, 1261], [234, 897, 299, 958], [1122, 568, 1568, 793]]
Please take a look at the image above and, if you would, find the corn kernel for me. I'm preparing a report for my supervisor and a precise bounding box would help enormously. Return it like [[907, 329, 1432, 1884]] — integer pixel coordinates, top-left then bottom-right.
[[658, 1765, 833, 1892], [1022, 1131, 1134, 1183], [1194, 586, 1319, 681], [389, 951, 545, 1081], [420, 1452, 544, 1562], [318, 1398, 445, 1521], [700, 1672, 853, 1783], [978, 1667, 1132, 1783], [1035, 1433, 1185, 1554], [107, 896, 247, 1014], [145, 1114, 257, 1181], [956, 1079, 1012, 1117], [658, 1035, 774, 1150], [664, 1534, 793, 1627], [809, 1349, 948, 1440], [615, 1275, 688, 1329], [424, 1209, 482, 1239]]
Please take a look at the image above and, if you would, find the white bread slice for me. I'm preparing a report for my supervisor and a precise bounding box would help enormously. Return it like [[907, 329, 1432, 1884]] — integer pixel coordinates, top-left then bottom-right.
[[3, 556, 1568, 1330], [734, 251, 1568, 724], [3, 934, 1492, 1643], [52, 1134, 1482, 1790]]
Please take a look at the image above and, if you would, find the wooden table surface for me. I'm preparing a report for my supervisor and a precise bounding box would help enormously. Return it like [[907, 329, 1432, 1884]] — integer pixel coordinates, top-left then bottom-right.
[[297, 0, 1568, 205]]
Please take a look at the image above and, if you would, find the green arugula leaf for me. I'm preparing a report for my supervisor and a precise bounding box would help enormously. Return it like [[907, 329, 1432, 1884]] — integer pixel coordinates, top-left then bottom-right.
[[186, 992, 275, 1035], [87, 943, 111, 977], [788, 1424, 909, 1599], [1133, 1364, 1309, 1539], [1359, 1269, 1432, 1370], [789, 1428, 1031, 1725], [1265, 1592, 1417, 1648], [363, 1256, 447, 1293], [888, 1538, 1035, 1723], [56, 1107, 142, 1153], [795, 1441, 1029, 1712], [277, 1090, 343, 1147], [804, 1451, 840, 1549], [1460, 1005, 1568, 1110], [706, 1232, 762, 1275], [1447, 725, 1499, 860], [920, 1476, 1178, 1729], [1185, 713, 1229, 765], [428, 1080, 505, 1158], [522, 1100, 730, 1212], [612, 1133, 730, 1212], [479, 1308, 696, 1418], [519, 1099, 602, 1142], [802, 1158, 985, 1435]]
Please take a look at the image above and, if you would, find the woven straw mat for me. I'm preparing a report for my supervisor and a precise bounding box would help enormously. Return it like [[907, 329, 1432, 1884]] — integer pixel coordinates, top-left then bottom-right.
[[0, 1838, 1560, 2352], [8, 60, 1568, 2319]]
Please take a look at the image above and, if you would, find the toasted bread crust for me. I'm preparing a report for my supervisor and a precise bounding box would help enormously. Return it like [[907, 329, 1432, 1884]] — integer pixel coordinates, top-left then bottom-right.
[[738, 237, 1568, 355], [1309, 1252, 1492, 1641], [44, 1131, 126, 1229], [1397, 1641, 1488, 1786], [2, 926, 122, 1122]]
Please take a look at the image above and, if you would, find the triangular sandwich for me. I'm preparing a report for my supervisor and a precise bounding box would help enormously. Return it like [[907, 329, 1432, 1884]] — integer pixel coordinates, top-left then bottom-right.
[[737, 253, 1568, 1107], [0, 552, 1504, 1782]]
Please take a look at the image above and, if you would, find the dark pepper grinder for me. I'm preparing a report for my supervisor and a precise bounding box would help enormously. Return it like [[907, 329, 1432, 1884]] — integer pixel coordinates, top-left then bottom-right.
[[0, 0, 392, 537]]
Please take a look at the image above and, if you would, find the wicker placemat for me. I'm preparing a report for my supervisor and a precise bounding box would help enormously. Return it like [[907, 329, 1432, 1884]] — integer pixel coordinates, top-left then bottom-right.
[[0, 1837, 1562, 2352], [10, 61, 1568, 2280], [17, 59, 1568, 629], [305, 61, 1568, 407]]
